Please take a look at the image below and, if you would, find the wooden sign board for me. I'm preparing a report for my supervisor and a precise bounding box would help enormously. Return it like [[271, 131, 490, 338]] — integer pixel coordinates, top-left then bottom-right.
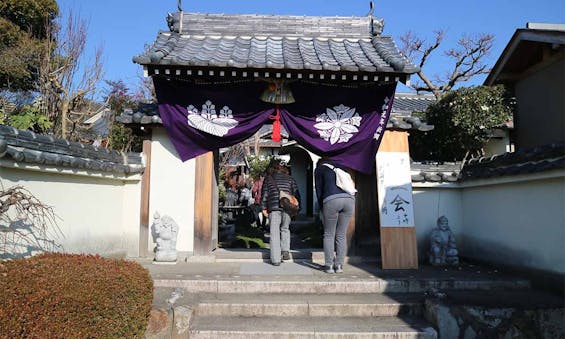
[[376, 131, 418, 269]]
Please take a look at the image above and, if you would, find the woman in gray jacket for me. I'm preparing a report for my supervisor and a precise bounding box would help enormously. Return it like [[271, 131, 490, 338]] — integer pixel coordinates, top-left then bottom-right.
[[261, 159, 301, 266]]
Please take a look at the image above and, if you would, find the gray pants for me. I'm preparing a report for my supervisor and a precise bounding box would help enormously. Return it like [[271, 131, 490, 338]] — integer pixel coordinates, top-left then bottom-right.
[[322, 197, 355, 266], [269, 210, 291, 264]]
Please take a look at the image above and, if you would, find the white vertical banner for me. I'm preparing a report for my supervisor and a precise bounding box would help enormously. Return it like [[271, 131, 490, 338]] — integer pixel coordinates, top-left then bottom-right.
[[376, 152, 415, 227]]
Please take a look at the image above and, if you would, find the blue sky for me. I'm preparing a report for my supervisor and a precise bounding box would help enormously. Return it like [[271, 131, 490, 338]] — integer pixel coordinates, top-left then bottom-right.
[[57, 0, 564, 94]]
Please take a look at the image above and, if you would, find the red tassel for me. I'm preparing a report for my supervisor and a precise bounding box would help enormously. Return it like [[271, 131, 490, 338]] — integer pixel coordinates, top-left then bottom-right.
[[272, 120, 281, 142], [271, 105, 281, 142]]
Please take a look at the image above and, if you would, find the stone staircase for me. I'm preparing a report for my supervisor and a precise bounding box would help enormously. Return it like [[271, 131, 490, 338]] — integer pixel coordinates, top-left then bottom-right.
[[141, 252, 561, 339], [150, 275, 440, 338], [189, 293, 434, 338]]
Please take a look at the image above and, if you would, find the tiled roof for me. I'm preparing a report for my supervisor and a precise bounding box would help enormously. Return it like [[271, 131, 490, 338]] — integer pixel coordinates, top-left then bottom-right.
[[0, 126, 144, 175], [168, 13, 383, 38], [411, 162, 461, 183], [133, 12, 418, 76], [391, 93, 435, 115], [388, 115, 433, 132], [116, 103, 162, 125], [460, 143, 565, 180], [410, 143, 565, 183], [388, 93, 435, 132]]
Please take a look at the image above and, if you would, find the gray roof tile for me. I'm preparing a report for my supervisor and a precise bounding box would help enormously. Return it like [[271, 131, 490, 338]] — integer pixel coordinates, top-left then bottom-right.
[[134, 12, 418, 75], [460, 143, 565, 180], [0, 126, 144, 175], [411, 162, 462, 183], [391, 93, 435, 115], [173, 13, 379, 38]]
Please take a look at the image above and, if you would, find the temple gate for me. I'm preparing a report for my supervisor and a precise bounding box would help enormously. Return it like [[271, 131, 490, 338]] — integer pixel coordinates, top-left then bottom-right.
[[128, 8, 421, 268]]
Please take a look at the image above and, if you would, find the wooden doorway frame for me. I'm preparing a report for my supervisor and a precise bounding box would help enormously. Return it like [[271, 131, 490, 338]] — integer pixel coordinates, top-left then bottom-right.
[[193, 151, 219, 255], [139, 138, 152, 257]]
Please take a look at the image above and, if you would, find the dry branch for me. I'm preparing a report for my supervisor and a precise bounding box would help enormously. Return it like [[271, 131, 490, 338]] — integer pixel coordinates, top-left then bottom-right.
[[400, 30, 494, 99], [39, 10, 105, 140], [0, 185, 63, 259]]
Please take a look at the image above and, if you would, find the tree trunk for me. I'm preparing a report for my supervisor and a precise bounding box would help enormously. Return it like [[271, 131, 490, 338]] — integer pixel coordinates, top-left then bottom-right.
[[253, 132, 260, 155], [60, 101, 69, 139]]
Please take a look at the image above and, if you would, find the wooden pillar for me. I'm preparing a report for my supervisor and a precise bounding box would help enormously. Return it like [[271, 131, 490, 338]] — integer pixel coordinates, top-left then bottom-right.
[[139, 138, 152, 257], [194, 151, 217, 255], [376, 131, 418, 269]]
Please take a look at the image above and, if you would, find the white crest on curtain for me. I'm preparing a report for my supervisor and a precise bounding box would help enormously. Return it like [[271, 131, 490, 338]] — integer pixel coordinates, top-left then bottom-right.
[[186, 100, 238, 137], [374, 97, 391, 140], [314, 104, 362, 145]]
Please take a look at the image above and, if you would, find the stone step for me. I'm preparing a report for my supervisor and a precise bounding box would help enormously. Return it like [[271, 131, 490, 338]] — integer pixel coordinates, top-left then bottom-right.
[[195, 293, 424, 317], [154, 276, 531, 294], [146, 261, 532, 294], [156, 278, 531, 294], [189, 315, 438, 339]]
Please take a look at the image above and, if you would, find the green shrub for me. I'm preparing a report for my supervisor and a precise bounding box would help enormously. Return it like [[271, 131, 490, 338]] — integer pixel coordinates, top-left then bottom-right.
[[0, 253, 153, 338], [411, 85, 514, 162], [7, 104, 52, 133], [247, 155, 272, 180]]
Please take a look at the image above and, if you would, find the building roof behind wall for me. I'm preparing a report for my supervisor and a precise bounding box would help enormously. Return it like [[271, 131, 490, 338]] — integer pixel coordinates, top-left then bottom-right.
[[485, 23, 565, 85], [391, 93, 435, 115], [389, 93, 435, 132], [117, 103, 162, 125]]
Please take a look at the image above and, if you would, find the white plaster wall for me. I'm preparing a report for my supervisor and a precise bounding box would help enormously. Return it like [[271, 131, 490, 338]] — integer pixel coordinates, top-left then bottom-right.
[[460, 172, 565, 275], [412, 186, 463, 261], [149, 128, 195, 254], [0, 166, 141, 258]]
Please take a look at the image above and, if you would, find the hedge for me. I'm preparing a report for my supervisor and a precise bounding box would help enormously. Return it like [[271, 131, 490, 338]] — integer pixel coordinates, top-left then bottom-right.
[[0, 253, 153, 338]]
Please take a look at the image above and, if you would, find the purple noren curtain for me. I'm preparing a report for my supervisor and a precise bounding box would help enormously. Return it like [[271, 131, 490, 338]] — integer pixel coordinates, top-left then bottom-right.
[[154, 77, 396, 174]]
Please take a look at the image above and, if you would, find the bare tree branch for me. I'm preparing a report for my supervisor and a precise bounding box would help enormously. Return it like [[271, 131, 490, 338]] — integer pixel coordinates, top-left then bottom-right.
[[399, 30, 493, 99], [441, 34, 493, 92], [0, 184, 63, 259], [38, 10, 105, 140]]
